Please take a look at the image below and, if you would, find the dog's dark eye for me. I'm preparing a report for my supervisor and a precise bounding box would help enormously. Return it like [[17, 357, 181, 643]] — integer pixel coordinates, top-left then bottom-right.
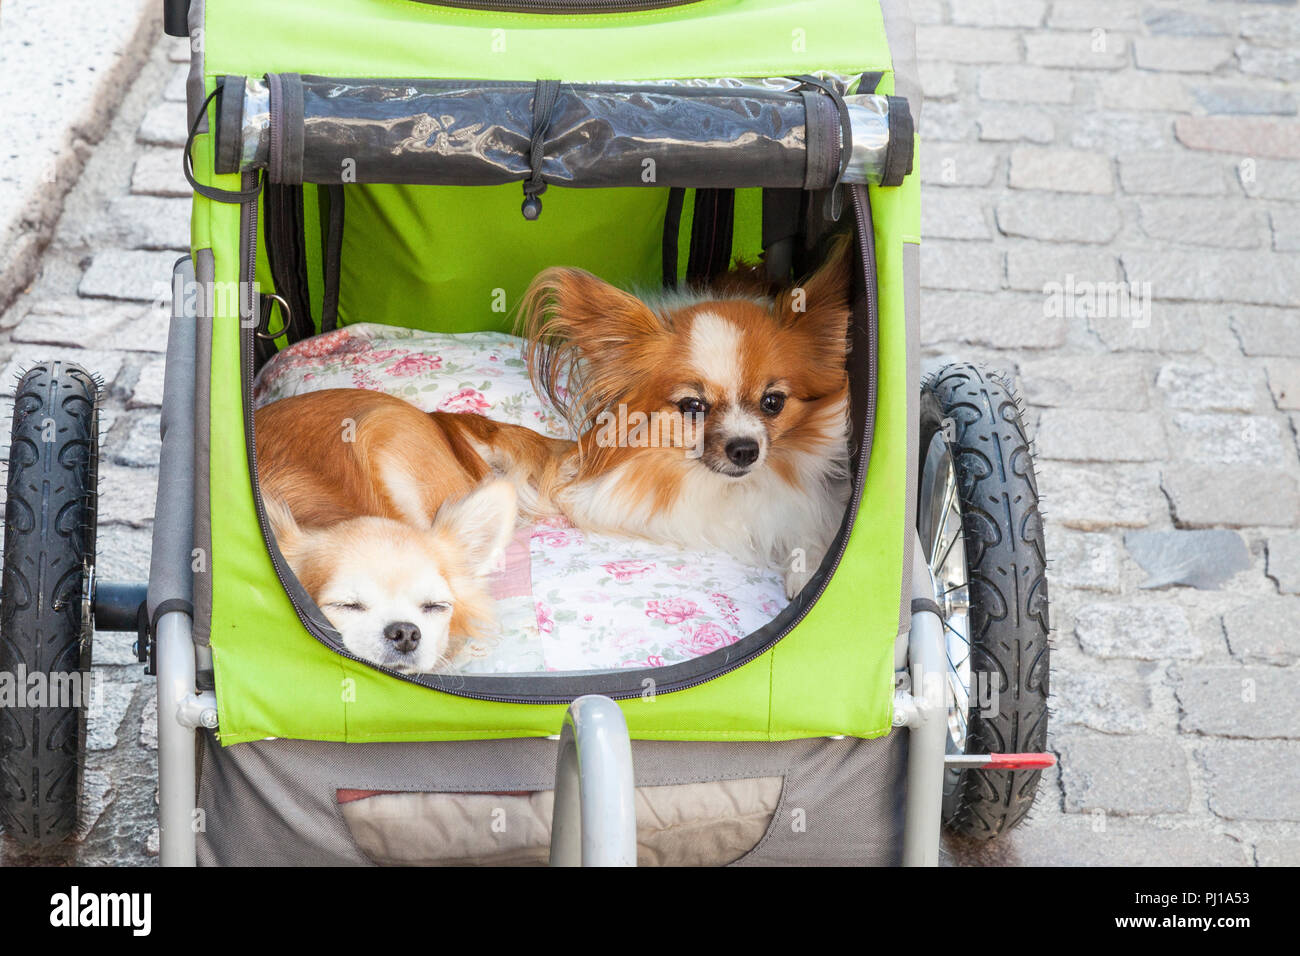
[[677, 397, 708, 417], [421, 602, 451, 614], [760, 393, 786, 415]]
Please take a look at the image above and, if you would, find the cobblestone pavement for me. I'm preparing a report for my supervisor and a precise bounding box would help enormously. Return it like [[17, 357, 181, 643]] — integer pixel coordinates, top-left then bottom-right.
[[1, 2, 1298, 865]]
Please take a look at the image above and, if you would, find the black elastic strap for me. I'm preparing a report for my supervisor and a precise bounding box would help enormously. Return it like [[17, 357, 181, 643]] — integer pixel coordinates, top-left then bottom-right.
[[762, 188, 802, 284], [686, 188, 734, 285], [184, 85, 262, 204], [320, 184, 345, 332], [662, 187, 685, 288], [151, 598, 195, 635], [792, 75, 853, 220], [264, 184, 314, 344], [522, 79, 562, 219], [911, 598, 944, 619]]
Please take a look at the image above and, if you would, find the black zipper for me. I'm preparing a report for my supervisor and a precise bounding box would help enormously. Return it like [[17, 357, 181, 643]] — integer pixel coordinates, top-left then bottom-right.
[[409, 0, 706, 13], [238, 185, 880, 705]]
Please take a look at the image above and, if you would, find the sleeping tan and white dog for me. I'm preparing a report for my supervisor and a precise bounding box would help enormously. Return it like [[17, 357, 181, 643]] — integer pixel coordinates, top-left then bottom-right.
[[254, 390, 557, 672]]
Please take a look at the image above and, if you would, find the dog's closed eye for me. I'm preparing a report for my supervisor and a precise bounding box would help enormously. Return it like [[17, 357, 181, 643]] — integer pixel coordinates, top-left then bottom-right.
[[420, 602, 452, 614], [327, 600, 368, 612]]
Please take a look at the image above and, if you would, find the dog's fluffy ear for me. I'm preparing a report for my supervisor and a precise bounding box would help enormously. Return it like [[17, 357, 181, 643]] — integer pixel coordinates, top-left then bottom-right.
[[516, 267, 666, 432], [263, 495, 305, 564], [431, 479, 517, 577], [778, 235, 854, 361]]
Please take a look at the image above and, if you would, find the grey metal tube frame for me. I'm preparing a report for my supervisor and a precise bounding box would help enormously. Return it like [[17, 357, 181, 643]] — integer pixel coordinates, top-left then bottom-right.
[[548, 695, 638, 867], [155, 256, 215, 867], [899, 532, 949, 867]]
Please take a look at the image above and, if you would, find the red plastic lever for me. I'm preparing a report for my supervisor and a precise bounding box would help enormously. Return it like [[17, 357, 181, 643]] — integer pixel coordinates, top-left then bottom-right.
[[986, 752, 1056, 769]]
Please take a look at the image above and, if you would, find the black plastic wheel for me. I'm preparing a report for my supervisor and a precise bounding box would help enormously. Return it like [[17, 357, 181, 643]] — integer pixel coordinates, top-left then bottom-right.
[[0, 361, 99, 848], [919, 363, 1049, 841]]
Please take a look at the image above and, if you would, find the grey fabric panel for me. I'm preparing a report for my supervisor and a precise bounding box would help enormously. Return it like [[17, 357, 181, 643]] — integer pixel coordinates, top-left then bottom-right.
[[147, 258, 198, 625], [197, 732, 905, 866], [191, 249, 215, 646], [898, 240, 920, 640], [878, 0, 922, 123], [185, 0, 206, 133]]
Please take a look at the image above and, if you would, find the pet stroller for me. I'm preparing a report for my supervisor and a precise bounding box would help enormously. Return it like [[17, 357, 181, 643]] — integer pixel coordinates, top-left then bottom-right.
[[1, 0, 1053, 865]]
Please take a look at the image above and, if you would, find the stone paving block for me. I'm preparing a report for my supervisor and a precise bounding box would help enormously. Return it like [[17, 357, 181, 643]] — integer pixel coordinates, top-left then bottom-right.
[[97, 463, 158, 527], [1097, 73, 1197, 113], [1134, 36, 1235, 73], [1087, 302, 1211, 354], [916, 26, 1021, 64], [1239, 9, 1300, 49], [976, 107, 1056, 143], [1124, 529, 1253, 590], [105, 303, 171, 353], [9, 300, 137, 347], [1052, 663, 1153, 735], [1176, 665, 1300, 739], [1046, 528, 1122, 592], [106, 195, 190, 251], [1073, 602, 1200, 660], [1123, 250, 1300, 308], [1254, 838, 1300, 867], [1231, 307, 1300, 357], [1199, 739, 1300, 821], [135, 101, 188, 148], [79, 249, 178, 302], [1237, 44, 1300, 84], [140, 694, 157, 750], [921, 191, 991, 240], [86, 680, 136, 751], [1272, 211, 1300, 253], [1138, 198, 1267, 249], [1176, 115, 1300, 160], [112, 410, 162, 467], [1025, 33, 1130, 70], [1238, 157, 1300, 201], [1162, 465, 1300, 529], [73, 768, 116, 843], [1058, 735, 1190, 815], [947, 813, 1249, 867], [920, 102, 975, 142], [1169, 412, 1289, 467], [1117, 152, 1231, 195], [1144, 6, 1228, 37], [919, 291, 1066, 349], [1155, 361, 1264, 412], [919, 142, 999, 187], [1039, 462, 1160, 530], [950, 0, 1045, 28], [128, 356, 166, 408], [1222, 599, 1300, 666], [0, 346, 126, 397], [919, 241, 1003, 292], [1046, 0, 1140, 32], [997, 194, 1122, 244], [1009, 147, 1113, 193], [918, 61, 958, 100], [162, 62, 187, 102], [1070, 111, 1169, 151], [1036, 409, 1167, 462], [130, 148, 190, 198], [1266, 531, 1300, 594], [1018, 354, 1149, 410], [1006, 244, 1119, 293], [1194, 84, 1297, 116], [978, 65, 1073, 104]]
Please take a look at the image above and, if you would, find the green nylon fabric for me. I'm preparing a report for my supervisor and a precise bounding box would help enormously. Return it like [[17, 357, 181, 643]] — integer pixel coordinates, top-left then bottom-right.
[[196, 0, 912, 744]]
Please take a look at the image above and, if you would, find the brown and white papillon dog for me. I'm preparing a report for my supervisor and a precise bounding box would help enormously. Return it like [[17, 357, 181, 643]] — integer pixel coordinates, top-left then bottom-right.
[[517, 238, 855, 597]]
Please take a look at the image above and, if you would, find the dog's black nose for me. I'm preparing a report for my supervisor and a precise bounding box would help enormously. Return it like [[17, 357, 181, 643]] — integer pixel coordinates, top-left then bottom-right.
[[725, 437, 761, 468], [383, 621, 421, 654]]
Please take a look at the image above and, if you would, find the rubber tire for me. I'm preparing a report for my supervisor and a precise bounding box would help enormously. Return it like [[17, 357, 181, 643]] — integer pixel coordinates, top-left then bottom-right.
[[0, 362, 99, 848], [920, 364, 1049, 841]]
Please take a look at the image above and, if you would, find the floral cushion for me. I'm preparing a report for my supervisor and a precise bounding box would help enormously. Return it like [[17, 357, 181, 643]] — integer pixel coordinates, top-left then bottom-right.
[[254, 324, 787, 673]]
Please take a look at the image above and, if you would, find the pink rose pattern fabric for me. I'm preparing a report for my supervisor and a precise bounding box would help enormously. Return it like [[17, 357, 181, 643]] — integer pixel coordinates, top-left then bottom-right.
[[254, 324, 787, 674]]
